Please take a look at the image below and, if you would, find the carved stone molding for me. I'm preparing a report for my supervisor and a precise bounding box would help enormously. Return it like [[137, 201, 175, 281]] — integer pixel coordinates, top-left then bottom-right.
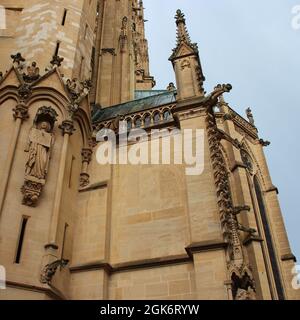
[[59, 120, 75, 136]]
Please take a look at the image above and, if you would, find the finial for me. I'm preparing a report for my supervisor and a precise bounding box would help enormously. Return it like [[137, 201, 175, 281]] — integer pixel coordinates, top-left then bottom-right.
[[175, 9, 186, 25], [50, 55, 64, 67], [11, 52, 25, 65], [174, 9, 192, 47], [246, 107, 255, 126]]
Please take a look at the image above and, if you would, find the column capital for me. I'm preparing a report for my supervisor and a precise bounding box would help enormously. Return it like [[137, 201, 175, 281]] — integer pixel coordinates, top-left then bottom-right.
[[13, 103, 29, 121], [59, 120, 76, 136]]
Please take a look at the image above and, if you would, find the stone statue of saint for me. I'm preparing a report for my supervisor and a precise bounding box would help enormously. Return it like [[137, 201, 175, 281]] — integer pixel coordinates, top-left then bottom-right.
[[25, 121, 54, 181], [236, 287, 256, 300]]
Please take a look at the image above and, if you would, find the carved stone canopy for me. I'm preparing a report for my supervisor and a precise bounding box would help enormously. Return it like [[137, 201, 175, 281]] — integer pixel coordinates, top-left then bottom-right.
[[34, 106, 58, 131], [231, 272, 256, 300]]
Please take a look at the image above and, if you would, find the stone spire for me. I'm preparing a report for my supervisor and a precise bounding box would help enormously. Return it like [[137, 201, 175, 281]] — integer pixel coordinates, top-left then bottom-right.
[[175, 10, 192, 48], [133, 0, 156, 90], [169, 10, 205, 101]]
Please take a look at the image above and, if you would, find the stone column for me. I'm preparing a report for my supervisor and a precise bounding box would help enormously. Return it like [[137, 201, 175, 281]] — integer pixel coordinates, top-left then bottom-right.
[[80, 148, 93, 188], [46, 120, 75, 251], [0, 103, 28, 217]]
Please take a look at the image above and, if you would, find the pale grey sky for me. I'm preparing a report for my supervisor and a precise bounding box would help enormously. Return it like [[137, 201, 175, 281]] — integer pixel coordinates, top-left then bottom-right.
[[144, 0, 300, 261]]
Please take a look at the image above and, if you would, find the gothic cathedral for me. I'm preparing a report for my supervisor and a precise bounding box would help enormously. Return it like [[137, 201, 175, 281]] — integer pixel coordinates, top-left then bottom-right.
[[0, 0, 298, 300]]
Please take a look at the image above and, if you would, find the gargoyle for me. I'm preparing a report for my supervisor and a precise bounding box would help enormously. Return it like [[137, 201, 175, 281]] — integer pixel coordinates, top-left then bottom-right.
[[40, 259, 69, 285]]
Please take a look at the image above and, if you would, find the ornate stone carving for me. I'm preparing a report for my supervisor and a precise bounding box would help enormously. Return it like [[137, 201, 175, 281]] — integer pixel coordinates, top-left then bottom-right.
[[81, 148, 93, 163], [65, 78, 92, 106], [259, 139, 271, 147], [18, 83, 32, 102], [21, 180, 43, 207], [80, 147, 93, 188], [241, 149, 253, 172], [223, 113, 233, 121], [119, 16, 128, 53], [11, 52, 25, 65], [229, 108, 258, 140], [22, 106, 58, 207], [167, 82, 176, 91], [50, 55, 64, 67], [13, 103, 29, 121], [40, 259, 69, 285], [195, 65, 206, 94], [205, 103, 257, 300], [209, 84, 233, 102], [80, 173, 90, 188], [233, 205, 251, 216], [59, 120, 75, 136], [246, 107, 255, 126], [23, 62, 40, 83], [231, 271, 256, 300]]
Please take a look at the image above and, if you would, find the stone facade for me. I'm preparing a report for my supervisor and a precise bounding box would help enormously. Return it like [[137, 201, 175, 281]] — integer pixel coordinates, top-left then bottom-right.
[[0, 1, 299, 300]]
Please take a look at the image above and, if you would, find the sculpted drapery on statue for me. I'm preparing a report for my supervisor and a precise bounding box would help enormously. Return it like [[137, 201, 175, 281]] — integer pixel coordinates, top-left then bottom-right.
[[25, 121, 53, 180], [22, 107, 58, 207]]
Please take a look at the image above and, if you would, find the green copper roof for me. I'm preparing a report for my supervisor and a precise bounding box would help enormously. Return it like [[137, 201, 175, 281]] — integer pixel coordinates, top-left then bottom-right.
[[92, 90, 177, 123], [134, 90, 169, 100]]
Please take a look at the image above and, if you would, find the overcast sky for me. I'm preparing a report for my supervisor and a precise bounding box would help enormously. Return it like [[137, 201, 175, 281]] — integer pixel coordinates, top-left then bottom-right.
[[144, 0, 300, 262]]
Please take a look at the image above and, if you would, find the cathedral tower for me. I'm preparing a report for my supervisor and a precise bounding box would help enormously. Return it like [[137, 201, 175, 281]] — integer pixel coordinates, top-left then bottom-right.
[[0, 3, 299, 301], [92, 0, 155, 107]]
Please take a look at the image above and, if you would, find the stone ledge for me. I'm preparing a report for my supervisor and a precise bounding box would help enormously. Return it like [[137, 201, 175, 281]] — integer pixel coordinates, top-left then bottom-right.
[[69, 255, 191, 274], [79, 181, 108, 193], [6, 280, 66, 300], [185, 239, 228, 258], [265, 185, 279, 195], [243, 235, 264, 246], [230, 161, 248, 173], [281, 253, 297, 263]]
